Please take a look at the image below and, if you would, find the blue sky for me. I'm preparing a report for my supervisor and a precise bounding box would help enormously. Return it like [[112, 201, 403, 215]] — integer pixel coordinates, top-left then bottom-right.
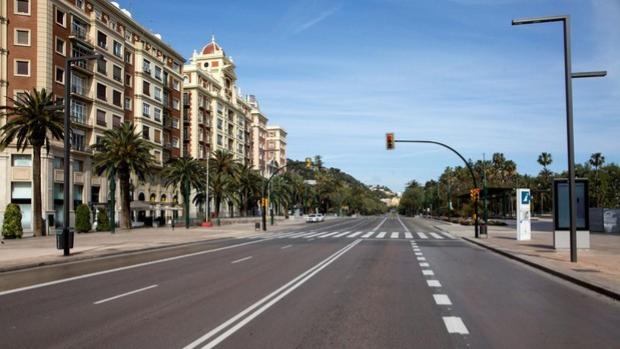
[[122, 0, 619, 192]]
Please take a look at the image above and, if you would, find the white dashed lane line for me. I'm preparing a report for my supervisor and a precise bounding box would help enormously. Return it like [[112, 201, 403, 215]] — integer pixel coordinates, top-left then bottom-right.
[[443, 317, 469, 335], [427, 280, 442, 288], [433, 294, 453, 306], [422, 270, 435, 276]]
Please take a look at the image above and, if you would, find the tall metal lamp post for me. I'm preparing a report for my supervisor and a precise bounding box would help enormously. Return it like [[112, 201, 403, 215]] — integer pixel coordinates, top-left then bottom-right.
[[62, 53, 103, 256], [512, 15, 606, 262]]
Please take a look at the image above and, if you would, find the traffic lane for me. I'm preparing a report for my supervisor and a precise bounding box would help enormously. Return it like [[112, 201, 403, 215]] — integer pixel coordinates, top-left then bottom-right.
[[0, 238, 356, 349], [300, 216, 384, 236], [216, 240, 457, 349], [412, 237, 620, 348]]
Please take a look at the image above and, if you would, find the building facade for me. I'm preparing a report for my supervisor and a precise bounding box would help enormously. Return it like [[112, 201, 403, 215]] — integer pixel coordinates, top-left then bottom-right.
[[0, 0, 185, 235], [265, 125, 287, 173]]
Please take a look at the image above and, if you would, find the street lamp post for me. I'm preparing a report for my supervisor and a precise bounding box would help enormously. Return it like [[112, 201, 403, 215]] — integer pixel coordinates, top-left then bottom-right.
[[262, 161, 287, 231], [512, 15, 606, 262], [62, 53, 102, 256]]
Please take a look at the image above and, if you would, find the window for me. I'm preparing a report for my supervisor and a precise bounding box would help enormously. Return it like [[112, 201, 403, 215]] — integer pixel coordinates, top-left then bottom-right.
[[12, 154, 31, 167], [73, 185, 83, 209], [76, 0, 85, 9], [71, 131, 86, 151], [172, 137, 179, 148], [97, 31, 107, 49], [154, 66, 162, 80], [113, 90, 122, 107], [71, 18, 88, 39], [55, 37, 65, 55], [55, 8, 66, 26], [96, 83, 106, 100], [97, 58, 107, 75], [113, 41, 122, 57], [154, 87, 162, 101], [173, 79, 180, 91], [125, 73, 132, 86], [113, 65, 122, 82], [217, 119, 223, 130], [173, 61, 181, 73], [124, 97, 132, 111], [96, 109, 106, 126], [172, 98, 180, 110], [91, 186, 100, 204], [71, 75, 86, 95], [143, 81, 150, 96], [154, 130, 161, 143], [14, 29, 30, 46], [11, 182, 32, 230], [113, 115, 122, 128], [55, 67, 64, 84], [217, 135, 223, 146], [142, 126, 150, 140], [154, 108, 161, 121], [125, 51, 132, 64], [53, 157, 64, 169], [15, 60, 30, 76], [71, 100, 86, 123], [172, 118, 179, 129], [143, 103, 150, 117], [143, 59, 151, 74], [15, 0, 30, 15], [73, 160, 84, 172]]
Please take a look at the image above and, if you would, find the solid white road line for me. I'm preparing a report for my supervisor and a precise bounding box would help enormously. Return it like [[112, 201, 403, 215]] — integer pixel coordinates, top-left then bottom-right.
[[443, 317, 469, 334], [183, 240, 362, 349], [371, 216, 388, 232], [430, 232, 444, 239], [361, 232, 374, 238], [231, 256, 253, 264], [390, 232, 400, 239], [318, 232, 341, 238], [420, 262, 430, 267], [404, 232, 413, 239], [376, 232, 387, 239], [396, 214, 411, 233], [442, 232, 456, 239], [422, 270, 434, 276], [417, 257, 426, 261], [0, 237, 274, 297], [427, 280, 442, 288], [417, 232, 429, 239], [433, 294, 452, 305], [93, 284, 158, 305], [347, 231, 364, 238], [333, 231, 351, 238], [280, 245, 292, 250]]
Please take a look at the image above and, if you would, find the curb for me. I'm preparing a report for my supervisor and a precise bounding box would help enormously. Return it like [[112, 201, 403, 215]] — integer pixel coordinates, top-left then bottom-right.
[[462, 237, 620, 302]]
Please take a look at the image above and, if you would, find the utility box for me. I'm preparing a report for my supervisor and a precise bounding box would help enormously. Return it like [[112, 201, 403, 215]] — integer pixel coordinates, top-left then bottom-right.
[[516, 188, 532, 240], [553, 179, 590, 249]]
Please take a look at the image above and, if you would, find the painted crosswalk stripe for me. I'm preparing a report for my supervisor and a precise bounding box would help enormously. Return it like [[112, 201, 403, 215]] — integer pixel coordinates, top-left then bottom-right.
[[304, 232, 328, 238], [430, 232, 444, 239], [347, 231, 364, 238], [333, 231, 351, 238], [289, 232, 315, 239], [391, 232, 399, 239], [420, 262, 430, 267], [318, 231, 340, 238], [442, 232, 456, 239], [422, 270, 434, 276], [415, 252, 423, 256], [417, 232, 428, 239], [279, 232, 304, 238], [427, 280, 442, 288], [362, 232, 375, 238], [404, 232, 413, 239], [376, 232, 387, 238], [417, 257, 426, 261], [433, 294, 452, 305], [443, 317, 469, 334]]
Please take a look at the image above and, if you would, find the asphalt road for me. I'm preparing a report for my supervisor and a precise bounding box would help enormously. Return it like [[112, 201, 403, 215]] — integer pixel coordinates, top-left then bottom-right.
[[1, 216, 619, 348]]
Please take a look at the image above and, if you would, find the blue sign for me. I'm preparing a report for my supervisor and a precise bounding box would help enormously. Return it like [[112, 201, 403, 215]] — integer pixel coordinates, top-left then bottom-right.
[[521, 191, 531, 205]]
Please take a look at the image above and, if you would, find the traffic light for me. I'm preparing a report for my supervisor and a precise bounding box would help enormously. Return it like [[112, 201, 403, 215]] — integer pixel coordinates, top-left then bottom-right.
[[305, 157, 313, 169], [386, 133, 395, 150], [470, 188, 481, 201]]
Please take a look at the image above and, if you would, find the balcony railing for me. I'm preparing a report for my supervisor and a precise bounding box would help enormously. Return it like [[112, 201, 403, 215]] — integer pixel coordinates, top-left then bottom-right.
[[71, 23, 89, 40], [71, 115, 89, 126]]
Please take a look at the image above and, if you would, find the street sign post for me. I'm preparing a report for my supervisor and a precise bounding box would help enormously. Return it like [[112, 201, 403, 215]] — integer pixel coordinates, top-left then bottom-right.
[[516, 189, 532, 241]]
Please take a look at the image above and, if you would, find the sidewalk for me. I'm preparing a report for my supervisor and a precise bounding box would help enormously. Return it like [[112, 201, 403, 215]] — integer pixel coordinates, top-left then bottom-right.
[[423, 217, 620, 299], [0, 217, 307, 272]]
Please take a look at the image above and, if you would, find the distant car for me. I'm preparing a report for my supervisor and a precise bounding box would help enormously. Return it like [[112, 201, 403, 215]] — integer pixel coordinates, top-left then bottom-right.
[[306, 214, 325, 223], [315, 214, 325, 222]]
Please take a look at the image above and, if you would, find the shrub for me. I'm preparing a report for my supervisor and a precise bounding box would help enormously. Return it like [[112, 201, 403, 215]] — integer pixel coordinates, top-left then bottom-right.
[[2, 203, 23, 239], [75, 204, 91, 233], [96, 209, 110, 232]]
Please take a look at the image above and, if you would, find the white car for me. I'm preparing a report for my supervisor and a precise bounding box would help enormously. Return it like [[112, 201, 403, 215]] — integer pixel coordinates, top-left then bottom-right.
[[306, 214, 325, 223]]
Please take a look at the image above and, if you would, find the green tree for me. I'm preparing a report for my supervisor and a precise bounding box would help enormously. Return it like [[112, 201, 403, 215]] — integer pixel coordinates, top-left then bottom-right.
[[92, 123, 155, 229], [208, 150, 238, 223], [2, 203, 23, 239], [589, 152, 605, 207], [96, 209, 110, 232], [0, 89, 64, 236], [75, 204, 91, 233], [161, 157, 206, 229], [235, 163, 263, 216]]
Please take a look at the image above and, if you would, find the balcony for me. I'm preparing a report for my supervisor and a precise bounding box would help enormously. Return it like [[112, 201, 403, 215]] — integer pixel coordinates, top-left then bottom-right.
[[70, 23, 93, 48], [72, 60, 94, 75], [71, 115, 91, 128], [70, 86, 93, 102]]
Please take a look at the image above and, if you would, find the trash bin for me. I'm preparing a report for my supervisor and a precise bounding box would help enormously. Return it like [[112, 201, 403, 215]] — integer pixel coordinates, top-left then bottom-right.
[[56, 229, 74, 250], [479, 224, 488, 237], [255, 222, 261, 230]]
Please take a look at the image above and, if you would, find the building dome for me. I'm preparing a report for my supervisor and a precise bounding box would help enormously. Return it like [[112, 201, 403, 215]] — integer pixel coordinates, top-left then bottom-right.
[[201, 35, 223, 55]]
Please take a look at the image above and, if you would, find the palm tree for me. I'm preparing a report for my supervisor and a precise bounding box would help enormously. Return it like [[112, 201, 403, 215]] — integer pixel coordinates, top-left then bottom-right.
[[0, 89, 64, 236], [235, 163, 263, 216], [92, 123, 155, 229], [589, 152, 606, 207], [537, 152, 553, 214], [208, 150, 237, 222], [161, 157, 206, 228]]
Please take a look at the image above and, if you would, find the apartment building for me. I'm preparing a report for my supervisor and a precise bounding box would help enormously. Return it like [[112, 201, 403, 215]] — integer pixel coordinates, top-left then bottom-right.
[[248, 95, 268, 176], [265, 125, 287, 174], [0, 0, 185, 234]]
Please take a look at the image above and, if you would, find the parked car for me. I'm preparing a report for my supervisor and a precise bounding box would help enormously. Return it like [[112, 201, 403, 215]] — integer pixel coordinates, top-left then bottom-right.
[[306, 214, 325, 223]]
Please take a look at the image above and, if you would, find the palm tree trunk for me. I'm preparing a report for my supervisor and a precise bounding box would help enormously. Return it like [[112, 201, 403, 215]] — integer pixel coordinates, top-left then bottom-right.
[[32, 146, 43, 237], [119, 170, 131, 229]]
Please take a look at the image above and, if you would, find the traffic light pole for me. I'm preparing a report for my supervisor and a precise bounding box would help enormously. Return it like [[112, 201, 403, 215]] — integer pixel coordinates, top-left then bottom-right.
[[394, 139, 481, 238], [262, 164, 288, 231]]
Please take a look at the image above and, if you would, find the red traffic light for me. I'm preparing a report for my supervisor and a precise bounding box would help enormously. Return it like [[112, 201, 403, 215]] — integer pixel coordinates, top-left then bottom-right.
[[386, 133, 395, 150]]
